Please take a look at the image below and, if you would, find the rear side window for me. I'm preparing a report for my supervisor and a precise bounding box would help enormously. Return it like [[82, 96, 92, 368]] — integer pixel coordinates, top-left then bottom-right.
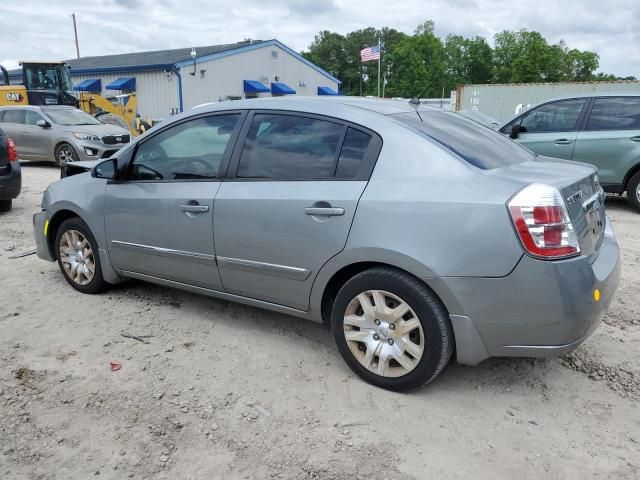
[[237, 114, 345, 179], [0, 111, 5, 122], [336, 128, 372, 178], [520, 99, 586, 133], [395, 111, 534, 170], [3, 110, 25, 124], [586, 97, 640, 130]]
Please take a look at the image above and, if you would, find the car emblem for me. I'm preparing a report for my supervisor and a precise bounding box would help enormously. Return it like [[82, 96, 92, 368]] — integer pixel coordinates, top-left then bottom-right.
[[566, 190, 584, 205], [116, 137, 122, 142]]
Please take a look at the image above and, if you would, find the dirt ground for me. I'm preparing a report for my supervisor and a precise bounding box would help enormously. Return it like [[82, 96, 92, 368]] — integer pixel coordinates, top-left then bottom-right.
[[1, 163, 639, 480]]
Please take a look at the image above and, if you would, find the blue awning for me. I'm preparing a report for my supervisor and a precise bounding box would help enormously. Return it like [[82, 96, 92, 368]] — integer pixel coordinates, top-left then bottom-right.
[[74, 79, 101, 93], [317, 86, 339, 96], [271, 82, 296, 95], [243, 80, 270, 93], [106, 77, 136, 91]]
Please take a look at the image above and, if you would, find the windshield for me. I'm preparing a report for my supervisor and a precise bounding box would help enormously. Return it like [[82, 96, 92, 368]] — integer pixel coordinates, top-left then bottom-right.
[[45, 109, 102, 126], [393, 110, 534, 170]]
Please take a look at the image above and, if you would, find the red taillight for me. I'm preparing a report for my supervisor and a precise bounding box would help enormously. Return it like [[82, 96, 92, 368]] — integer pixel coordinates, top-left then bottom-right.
[[508, 184, 580, 260], [6, 138, 18, 162]]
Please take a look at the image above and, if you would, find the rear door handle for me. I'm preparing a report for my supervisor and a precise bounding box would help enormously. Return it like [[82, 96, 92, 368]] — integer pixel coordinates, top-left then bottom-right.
[[554, 139, 574, 145], [631, 136, 640, 142], [20, 130, 29, 134], [181, 204, 209, 213], [305, 207, 345, 216]]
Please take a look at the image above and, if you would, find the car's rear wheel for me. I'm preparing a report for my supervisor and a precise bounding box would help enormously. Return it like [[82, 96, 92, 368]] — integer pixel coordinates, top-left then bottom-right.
[[627, 171, 640, 212], [55, 143, 78, 164], [55, 217, 109, 294], [0, 199, 11, 212], [331, 267, 454, 391]]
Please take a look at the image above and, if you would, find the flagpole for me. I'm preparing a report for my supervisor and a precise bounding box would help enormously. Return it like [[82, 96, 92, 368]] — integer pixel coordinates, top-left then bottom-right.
[[377, 38, 381, 97]]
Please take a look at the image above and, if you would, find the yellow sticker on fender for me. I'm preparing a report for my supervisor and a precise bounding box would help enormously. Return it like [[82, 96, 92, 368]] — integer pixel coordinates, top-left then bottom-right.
[[43, 219, 49, 237]]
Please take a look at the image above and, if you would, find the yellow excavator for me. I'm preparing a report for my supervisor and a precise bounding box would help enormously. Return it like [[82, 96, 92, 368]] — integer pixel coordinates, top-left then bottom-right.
[[1, 61, 149, 136]]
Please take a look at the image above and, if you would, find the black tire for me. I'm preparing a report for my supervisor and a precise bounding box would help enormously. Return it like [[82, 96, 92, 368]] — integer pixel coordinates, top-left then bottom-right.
[[331, 267, 454, 391], [0, 199, 11, 212], [627, 171, 640, 212], [54, 142, 78, 165], [55, 217, 109, 294]]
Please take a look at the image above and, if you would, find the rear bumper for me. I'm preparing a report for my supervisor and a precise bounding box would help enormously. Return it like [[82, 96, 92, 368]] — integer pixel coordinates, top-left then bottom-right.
[[441, 217, 621, 365], [33, 210, 54, 261], [0, 161, 22, 200]]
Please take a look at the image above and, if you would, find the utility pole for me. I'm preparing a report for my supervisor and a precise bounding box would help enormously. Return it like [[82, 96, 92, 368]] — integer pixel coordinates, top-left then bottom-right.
[[71, 13, 80, 59]]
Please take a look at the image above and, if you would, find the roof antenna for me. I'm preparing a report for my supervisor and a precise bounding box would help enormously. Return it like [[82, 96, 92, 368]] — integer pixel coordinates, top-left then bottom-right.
[[409, 76, 440, 122]]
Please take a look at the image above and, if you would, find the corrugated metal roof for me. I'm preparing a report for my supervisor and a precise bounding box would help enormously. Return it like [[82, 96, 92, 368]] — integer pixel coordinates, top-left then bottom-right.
[[7, 40, 261, 77]]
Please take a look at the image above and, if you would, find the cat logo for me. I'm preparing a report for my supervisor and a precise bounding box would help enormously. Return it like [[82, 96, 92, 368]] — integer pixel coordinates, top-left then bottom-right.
[[5, 92, 24, 102]]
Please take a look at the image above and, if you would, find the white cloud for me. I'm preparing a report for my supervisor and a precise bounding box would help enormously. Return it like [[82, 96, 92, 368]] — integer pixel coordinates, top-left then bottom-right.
[[0, 0, 637, 77]]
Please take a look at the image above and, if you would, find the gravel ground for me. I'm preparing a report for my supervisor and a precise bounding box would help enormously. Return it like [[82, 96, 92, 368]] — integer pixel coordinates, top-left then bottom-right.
[[1, 163, 639, 480]]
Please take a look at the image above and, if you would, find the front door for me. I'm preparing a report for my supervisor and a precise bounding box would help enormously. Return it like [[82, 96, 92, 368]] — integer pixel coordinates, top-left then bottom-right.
[[573, 96, 640, 185], [214, 112, 380, 310], [104, 112, 243, 290], [23, 110, 51, 160], [514, 98, 587, 160]]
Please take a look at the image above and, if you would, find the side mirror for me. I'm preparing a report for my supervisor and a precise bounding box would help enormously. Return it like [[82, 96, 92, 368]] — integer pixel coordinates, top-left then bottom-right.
[[93, 158, 117, 179], [510, 124, 525, 139], [36, 119, 51, 128]]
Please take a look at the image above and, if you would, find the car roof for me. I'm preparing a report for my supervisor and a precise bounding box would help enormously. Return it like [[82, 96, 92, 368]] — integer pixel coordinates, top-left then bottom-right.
[[0, 105, 77, 111], [191, 96, 440, 117]]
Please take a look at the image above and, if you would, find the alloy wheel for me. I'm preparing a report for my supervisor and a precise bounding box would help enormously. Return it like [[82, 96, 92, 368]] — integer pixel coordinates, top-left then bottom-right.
[[58, 229, 95, 285], [343, 290, 425, 378], [57, 145, 75, 163]]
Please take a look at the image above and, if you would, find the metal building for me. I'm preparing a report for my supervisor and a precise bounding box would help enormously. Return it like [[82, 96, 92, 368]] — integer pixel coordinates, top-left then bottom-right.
[[23, 39, 341, 121], [454, 81, 640, 122]]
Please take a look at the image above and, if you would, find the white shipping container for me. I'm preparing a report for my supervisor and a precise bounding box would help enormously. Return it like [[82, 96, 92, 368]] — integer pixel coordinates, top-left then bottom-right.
[[454, 81, 640, 122]]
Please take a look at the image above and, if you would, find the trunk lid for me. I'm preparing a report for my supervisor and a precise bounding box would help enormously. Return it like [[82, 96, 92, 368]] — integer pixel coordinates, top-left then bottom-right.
[[487, 156, 605, 260]]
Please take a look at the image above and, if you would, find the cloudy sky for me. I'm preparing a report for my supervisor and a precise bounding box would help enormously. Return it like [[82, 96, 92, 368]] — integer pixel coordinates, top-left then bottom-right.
[[1, 0, 638, 77]]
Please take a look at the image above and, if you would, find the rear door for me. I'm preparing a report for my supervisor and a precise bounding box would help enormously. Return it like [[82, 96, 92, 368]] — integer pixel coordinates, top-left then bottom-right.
[[0, 109, 28, 158], [572, 96, 640, 186], [509, 98, 587, 160], [104, 112, 244, 290], [213, 111, 381, 310]]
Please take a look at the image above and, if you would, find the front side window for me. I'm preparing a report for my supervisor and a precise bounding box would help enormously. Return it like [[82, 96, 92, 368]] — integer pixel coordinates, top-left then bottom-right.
[[519, 99, 586, 133], [237, 114, 345, 179], [2, 110, 25, 124], [586, 97, 640, 131], [25, 110, 44, 125], [130, 114, 240, 181]]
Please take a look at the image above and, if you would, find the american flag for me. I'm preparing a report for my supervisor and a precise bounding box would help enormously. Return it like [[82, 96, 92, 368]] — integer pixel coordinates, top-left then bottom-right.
[[360, 45, 380, 62]]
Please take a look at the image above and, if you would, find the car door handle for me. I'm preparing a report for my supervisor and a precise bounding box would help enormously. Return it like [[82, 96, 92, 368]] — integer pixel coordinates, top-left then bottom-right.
[[20, 130, 29, 134], [631, 136, 640, 142], [554, 139, 574, 145], [305, 207, 345, 216], [181, 204, 209, 213]]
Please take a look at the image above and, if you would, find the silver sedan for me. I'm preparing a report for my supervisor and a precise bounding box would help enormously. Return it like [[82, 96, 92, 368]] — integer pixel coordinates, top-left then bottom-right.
[[33, 97, 620, 391]]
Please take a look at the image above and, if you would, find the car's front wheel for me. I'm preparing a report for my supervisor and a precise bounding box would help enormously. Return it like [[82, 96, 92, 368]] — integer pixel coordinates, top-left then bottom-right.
[[331, 267, 454, 391], [55, 217, 109, 294], [0, 199, 11, 212], [627, 171, 640, 212], [54, 143, 78, 164]]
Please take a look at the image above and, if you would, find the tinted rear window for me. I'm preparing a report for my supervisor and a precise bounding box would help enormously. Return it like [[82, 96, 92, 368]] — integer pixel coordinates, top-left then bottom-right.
[[586, 97, 640, 130], [394, 111, 534, 169]]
